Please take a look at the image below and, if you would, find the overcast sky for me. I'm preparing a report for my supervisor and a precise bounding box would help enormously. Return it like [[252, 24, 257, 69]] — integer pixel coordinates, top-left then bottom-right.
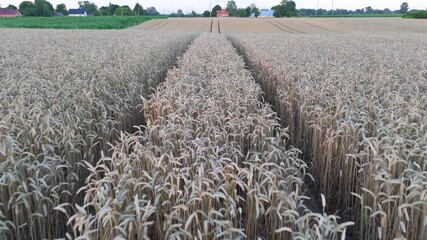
[[2, 0, 426, 14]]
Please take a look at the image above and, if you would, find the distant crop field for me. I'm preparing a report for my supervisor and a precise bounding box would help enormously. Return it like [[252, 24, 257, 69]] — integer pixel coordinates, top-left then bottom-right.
[[135, 17, 427, 34], [0, 16, 165, 29]]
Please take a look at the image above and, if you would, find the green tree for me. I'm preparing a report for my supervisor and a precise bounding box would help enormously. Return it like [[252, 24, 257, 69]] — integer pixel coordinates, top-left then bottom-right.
[[189, 10, 198, 17], [114, 6, 133, 16], [99, 9, 109, 15], [272, 0, 297, 17], [55, 3, 67, 15], [251, 7, 260, 17], [19, 1, 37, 16], [133, 3, 144, 15], [245, 6, 251, 16], [272, 5, 282, 17], [365, 6, 373, 14], [236, 8, 247, 17], [99, 3, 119, 15], [202, 10, 210, 17], [226, 0, 237, 17], [284, 1, 297, 17], [78, 1, 98, 14], [383, 8, 392, 14], [400, 2, 409, 14], [99, 6, 109, 15], [146, 7, 159, 15], [34, 0, 53, 16], [109, 4, 119, 15], [177, 9, 183, 17], [211, 5, 221, 17], [6, 4, 18, 10]]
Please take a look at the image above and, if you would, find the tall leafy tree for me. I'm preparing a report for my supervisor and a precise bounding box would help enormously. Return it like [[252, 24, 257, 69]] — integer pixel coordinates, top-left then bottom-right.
[[189, 10, 198, 17], [383, 8, 392, 14], [285, 1, 298, 16], [177, 9, 183, 17], [251, 7, 260, 17], [211, 5, 221, 17], [109, 4, 119, 15], [202, 10, 210, 17], [236, 8, 247, 17], [55, 3, 67, 15], [133, 3, 144, 15], [226, 0, 237, 17], [365, 6, 373, 14], [245, 6, 251, 17], [6, 4, 18, 10], [272, 5, 282, 17], [34, 0, 53, 16], [19, 1, 37, 16], [114, 6, 133, 16], [146, 7, 159, 16], [272, 0, 297, 17], [400, 2, 409, 14], [99, 6, 109, 15], [78, 1, 98, 14]]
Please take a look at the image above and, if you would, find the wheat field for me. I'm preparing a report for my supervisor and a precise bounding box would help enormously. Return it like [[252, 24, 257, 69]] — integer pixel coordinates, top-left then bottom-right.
[[1, 17, 426, 240], [68, 33, 351, 240], [136, 17, 427, 34], [0, 29, 195, 239], [229, 32, 427, 240]]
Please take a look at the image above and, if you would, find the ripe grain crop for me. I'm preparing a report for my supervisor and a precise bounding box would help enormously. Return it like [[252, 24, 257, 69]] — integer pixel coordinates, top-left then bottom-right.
[[0, 29, 195, 239], [229, 32, 427, 239], [139, 18, 427, 34], [71, 33, 351, 240]]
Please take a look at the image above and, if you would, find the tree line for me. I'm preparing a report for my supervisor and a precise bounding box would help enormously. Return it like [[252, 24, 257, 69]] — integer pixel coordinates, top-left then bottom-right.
[[168, 1, 297, 18], [5, 0, 159, 17], [170, 1, 424, 18], [6, 0, 425, 18], [300, 2, 419, 16]]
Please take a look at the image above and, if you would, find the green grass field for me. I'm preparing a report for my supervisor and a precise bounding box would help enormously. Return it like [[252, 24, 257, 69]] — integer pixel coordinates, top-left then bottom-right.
[[0, 16, 164, 29]]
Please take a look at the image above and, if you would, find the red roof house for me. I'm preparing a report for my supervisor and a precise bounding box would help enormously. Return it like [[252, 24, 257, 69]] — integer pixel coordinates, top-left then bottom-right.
[[0, 8, 22, 17], [216, 9, 230, 17]]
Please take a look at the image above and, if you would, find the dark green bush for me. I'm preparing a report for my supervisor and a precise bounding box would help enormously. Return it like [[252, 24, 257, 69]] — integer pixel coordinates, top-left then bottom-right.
[[403, 10, 427, 19]]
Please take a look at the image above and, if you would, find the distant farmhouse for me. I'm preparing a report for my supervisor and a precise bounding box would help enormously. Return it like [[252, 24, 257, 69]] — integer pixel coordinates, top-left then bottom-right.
[[0, 8, 22, 17], [216, 9, 230, 17], [68, 9, 87, 17], [259, 9, 275, 18]]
